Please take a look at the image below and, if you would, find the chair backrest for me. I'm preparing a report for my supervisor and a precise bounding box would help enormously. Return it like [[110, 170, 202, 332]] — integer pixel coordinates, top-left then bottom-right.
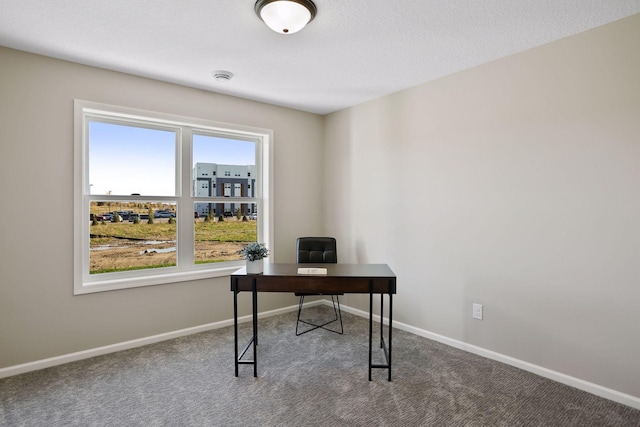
[[297, 237, 337, 264]]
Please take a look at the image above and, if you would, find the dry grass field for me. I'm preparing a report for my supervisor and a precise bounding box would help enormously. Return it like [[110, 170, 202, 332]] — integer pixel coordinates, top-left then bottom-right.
[[89, 238, 246, 273], [89, 210, 256, 274]]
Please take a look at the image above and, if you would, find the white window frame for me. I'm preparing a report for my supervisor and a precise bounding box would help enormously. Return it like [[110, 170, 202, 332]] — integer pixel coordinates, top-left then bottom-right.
[[73, 100, 274, 295]]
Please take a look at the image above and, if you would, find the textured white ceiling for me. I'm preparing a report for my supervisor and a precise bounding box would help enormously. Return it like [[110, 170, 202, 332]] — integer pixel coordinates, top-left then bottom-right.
[[1, 1, 639, 114]]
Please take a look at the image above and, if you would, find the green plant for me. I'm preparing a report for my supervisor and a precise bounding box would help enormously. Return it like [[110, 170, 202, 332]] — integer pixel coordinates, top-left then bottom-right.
[[147, 207, 154, 224], [218, 215, 224, 222], [168, 216, 175, 224], [238, 242, 269, 261]]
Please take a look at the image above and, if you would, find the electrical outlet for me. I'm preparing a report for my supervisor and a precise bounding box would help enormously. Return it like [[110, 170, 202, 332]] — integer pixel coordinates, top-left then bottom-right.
[[472, 303, 483, 320]]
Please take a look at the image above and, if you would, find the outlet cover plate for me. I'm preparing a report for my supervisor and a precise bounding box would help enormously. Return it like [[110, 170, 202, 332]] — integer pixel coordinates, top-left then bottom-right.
[[473, 303, 483, 320]]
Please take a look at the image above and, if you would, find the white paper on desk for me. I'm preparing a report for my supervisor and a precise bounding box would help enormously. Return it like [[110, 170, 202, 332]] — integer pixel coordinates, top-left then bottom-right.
[[297, 267, 328, 275]]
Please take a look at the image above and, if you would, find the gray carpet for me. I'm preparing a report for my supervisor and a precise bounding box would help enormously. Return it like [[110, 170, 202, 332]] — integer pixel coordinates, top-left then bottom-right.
[[1, 307, 639, 426]]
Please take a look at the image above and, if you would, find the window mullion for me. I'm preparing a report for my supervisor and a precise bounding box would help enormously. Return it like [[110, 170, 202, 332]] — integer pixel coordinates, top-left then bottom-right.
[[178, 127, 194, 269]]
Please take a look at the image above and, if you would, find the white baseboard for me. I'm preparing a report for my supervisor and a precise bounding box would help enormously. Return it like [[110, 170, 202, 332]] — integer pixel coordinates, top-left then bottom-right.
[[0, 302, 316, 380], [338, 302, 640, 410], [1, 299, 638, 410]]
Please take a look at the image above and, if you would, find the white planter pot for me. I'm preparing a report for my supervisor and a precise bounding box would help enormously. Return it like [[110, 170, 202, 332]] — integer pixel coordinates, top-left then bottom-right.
[[246, 258, 264, 274]]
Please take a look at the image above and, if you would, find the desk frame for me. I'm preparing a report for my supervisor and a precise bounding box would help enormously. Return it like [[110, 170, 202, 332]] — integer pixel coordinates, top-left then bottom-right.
[[230, 263, 396, 381]]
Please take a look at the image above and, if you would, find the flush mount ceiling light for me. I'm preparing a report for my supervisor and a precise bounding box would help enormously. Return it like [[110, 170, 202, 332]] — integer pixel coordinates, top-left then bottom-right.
[[255, 0, 317, 34]]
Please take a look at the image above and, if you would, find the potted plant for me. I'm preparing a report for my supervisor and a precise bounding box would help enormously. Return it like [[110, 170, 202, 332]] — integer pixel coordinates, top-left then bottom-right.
[[238, 242, 269, 274]]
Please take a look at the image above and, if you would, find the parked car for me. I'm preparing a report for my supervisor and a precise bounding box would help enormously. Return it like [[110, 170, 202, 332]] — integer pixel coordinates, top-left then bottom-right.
[[129, 213, 151, 222], [117, 210, 132, 220], [154, 210, 176, 218], [248, 213, 257, 220]]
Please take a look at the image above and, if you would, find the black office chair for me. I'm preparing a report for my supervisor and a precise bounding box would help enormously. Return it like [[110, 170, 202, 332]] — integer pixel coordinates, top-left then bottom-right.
[[295, 237, 343, 336]]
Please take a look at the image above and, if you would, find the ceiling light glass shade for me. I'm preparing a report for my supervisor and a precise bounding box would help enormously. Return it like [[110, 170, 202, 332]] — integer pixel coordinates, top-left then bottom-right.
[[255, 0, 317, 34]]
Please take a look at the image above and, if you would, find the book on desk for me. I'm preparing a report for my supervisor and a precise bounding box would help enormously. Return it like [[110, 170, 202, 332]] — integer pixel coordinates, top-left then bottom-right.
[[297, 267, 327, 275]]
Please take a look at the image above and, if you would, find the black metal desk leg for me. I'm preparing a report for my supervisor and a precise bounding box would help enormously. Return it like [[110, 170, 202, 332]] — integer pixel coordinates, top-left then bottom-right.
[[380, 293, 384, 348], [252, 277, 258, 377], [232, 278, 239, 377], [388, 291, 393, 382], [368, 280, 373, 381]]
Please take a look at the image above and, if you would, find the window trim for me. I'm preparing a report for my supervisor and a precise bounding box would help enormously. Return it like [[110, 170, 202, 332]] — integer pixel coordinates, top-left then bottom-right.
[[73, 100, 274, 295]]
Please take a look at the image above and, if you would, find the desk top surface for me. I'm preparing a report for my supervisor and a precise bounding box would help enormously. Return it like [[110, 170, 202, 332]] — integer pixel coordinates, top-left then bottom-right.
[[231, 263, 395, 278], [231, 263, 396, 294]]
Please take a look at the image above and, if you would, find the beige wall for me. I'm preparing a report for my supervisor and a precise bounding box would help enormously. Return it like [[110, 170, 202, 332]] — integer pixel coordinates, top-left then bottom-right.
[[0, 46, 324, 368], [324, 14, 640, 398]]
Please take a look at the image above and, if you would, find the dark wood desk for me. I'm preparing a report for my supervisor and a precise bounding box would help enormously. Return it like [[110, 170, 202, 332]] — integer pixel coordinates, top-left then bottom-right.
[[230, 263, 397, 381]]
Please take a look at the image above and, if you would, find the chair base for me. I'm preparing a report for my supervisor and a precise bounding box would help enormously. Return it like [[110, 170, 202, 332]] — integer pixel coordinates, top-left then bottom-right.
[[296, 295, 344, 336]]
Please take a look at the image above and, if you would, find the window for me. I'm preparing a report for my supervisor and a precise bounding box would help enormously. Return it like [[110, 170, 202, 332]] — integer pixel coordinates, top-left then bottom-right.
[[74, 100, 273, 294]]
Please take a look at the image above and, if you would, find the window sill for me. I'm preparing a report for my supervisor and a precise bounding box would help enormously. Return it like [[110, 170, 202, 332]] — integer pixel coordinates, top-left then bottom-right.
[[74, 263, 243, 295]]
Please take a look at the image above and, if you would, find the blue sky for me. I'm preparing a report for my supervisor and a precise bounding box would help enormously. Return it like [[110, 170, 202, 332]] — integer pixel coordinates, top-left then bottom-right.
[[89, 122, 255, 196]]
